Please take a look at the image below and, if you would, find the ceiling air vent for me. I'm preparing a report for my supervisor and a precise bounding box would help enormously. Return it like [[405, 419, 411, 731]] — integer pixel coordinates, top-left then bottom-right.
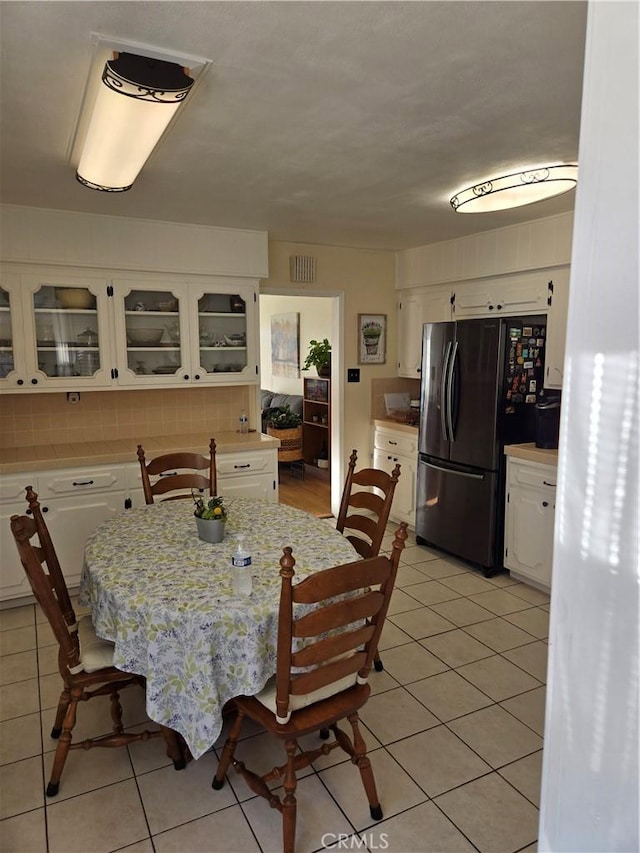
[[289, 255, 316, 283]]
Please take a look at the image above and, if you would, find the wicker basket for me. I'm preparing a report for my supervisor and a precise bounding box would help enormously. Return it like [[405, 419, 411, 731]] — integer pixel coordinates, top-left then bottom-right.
[[268, 426, 303, 462]]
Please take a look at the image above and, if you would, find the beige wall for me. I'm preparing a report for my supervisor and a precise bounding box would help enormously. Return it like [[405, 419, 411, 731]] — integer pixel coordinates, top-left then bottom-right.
[[259, 294, 332, 396], [264, 242, 397, 464], [0, 386, 251, 450]]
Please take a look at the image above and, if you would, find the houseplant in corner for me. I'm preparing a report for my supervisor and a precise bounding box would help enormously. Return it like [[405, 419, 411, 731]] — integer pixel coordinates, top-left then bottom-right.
[[302, 338, 331, 377], [265, 405, 303, 462], [193, 494, 227, 543]]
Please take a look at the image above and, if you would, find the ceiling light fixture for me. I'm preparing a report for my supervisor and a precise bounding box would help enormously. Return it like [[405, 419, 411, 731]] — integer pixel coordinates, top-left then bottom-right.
[[450, 164, 578, 213], [75, 51, 195, 192]]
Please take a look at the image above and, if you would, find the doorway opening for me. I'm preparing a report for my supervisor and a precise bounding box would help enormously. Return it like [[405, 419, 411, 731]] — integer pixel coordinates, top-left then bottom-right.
[[259, 288, 343, 517]]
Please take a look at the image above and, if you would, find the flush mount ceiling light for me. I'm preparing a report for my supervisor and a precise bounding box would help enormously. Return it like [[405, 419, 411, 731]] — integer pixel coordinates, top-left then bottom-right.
[[70, 35, 212, 193], [450, 164, 578, 213]]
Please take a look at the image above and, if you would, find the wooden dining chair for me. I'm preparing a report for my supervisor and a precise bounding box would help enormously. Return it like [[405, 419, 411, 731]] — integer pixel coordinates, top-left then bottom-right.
[[336, 449, 401, 671], [9, 487, 165, 797], [212, 522, 408, 853], [137, 437, 217, 504]]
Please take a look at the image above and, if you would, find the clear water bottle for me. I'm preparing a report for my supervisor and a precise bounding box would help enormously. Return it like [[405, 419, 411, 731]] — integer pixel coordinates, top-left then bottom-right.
[[232, 535, 252, 596], [239, 410, 249, 434]]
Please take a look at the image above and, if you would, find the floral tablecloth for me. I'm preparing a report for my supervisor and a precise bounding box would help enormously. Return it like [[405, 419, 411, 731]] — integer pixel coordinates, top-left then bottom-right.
[[79, 498, 358, 759]]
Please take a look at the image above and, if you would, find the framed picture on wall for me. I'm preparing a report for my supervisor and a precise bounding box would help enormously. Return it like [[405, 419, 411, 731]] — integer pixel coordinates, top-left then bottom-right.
[[271, 313, 300, 377], [358, 314, 386, 364]]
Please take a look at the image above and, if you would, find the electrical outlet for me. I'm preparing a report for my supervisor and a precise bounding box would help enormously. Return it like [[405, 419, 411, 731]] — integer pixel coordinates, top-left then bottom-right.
[[67, 392, 80, 404]]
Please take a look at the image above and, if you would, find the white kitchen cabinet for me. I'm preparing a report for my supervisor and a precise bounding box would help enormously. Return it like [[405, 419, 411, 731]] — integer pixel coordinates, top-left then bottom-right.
[[543, 267, 570, 390], [217, 449, 278, 501], [504, 456, 557, 591], [0, 264, 260, 393], [397, 285, 452, 378], [0, 467, 129, 601], [373, 426, 418, 527], [0, 270, 114, 392], [0, 475, 39, 600], [111, 278, 258, 387], [452, 271, 548, 319]]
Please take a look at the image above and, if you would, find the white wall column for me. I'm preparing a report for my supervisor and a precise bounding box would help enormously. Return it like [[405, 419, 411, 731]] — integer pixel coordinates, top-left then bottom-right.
[[539, 2, 639, 850]]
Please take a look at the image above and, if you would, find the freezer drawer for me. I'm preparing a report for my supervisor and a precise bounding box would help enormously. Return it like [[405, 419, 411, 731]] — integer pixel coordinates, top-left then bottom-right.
[[416, 457, 498, 568]]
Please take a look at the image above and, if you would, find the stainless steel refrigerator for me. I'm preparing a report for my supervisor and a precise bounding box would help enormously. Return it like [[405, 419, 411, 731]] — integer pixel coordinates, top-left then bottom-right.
[[416, 316, 547, 575]]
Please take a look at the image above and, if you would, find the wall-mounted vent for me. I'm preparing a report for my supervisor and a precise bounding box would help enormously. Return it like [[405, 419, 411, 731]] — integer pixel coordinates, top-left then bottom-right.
[[289, 255, 316, 283]]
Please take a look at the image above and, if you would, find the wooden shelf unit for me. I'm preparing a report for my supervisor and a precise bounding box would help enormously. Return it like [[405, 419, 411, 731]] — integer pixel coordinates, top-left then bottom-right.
[[302, 377, 330, 471]]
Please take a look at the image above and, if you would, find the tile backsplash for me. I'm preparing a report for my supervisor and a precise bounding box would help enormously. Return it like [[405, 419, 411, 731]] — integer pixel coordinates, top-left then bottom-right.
[[0, 387, 252, 449]]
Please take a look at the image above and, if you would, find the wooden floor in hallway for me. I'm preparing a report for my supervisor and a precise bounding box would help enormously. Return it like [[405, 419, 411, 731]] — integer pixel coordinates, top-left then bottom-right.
[[277, 463, 332, 517]]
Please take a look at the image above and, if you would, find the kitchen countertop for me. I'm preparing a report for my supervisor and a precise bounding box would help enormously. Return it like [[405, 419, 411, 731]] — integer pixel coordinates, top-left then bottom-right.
[[372, 418, 419, 435], [504, 443, 558, 465], [0, 431, 280, 475]]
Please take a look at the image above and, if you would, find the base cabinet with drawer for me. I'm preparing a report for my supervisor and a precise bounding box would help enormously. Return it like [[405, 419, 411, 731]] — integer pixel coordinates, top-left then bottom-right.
[[0, 446, 278, 602], [1, 467, 129, 601], [504, 456, 557, 591], [372, 425, 418, 527]]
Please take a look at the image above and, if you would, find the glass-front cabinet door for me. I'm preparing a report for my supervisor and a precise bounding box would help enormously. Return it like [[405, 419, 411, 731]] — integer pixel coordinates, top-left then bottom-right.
[[2, 273, 113, 391], [0, 277, 22, 386], [111, 280, 189, 386], [112, 278, 258, 386], [192, 286, 254, 382]]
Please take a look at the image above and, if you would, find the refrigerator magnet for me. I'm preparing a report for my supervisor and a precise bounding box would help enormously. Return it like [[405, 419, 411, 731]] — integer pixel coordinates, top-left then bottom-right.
[[522, 348, 529, 357], [533, 327, 541, 336], [509, 327, 519, 339], [525, 394, 536, 403], [536, 338, 544, 347], [523, 326, 533, 336], [529, 380, 537, 392], [524, 361, 533, 369], [505, 405, 515, 414]]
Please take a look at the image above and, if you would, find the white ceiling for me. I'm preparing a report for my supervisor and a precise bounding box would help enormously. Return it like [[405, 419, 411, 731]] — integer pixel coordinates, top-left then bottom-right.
[[0, 1, 588, 251]]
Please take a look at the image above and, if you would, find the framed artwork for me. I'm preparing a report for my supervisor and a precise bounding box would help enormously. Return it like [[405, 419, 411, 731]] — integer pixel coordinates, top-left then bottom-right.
[[271, 313, 300, 377], [358, 314, 387, 364]]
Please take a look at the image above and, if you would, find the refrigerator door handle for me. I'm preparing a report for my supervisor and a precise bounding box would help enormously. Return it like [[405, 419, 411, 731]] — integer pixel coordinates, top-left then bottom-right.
[[424, 460, 485, 480], [440, 341, 452, 441], [446, 340, 458, 441]]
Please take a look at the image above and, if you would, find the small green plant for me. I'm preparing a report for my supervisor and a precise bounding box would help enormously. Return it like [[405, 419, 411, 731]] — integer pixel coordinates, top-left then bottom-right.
[[302, 338, 331, 371], [265, 405, 302, 429], [193, 494, 227, 520]]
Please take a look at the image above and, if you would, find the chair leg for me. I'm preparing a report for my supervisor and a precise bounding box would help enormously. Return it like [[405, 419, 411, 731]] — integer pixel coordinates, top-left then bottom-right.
[[50, 685, 71, 739], [282, 738, 298, 853], [109, 690, 125, 735], [347, 712, 382, 821], [212, 709, 245, 790], [160, 726, 188, 770], [47, 686, 81, 797], [373, 648, 384, 672]]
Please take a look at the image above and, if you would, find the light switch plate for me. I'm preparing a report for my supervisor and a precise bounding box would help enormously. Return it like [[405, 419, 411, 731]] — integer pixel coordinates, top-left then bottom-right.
[[347, 368, 360, 383]]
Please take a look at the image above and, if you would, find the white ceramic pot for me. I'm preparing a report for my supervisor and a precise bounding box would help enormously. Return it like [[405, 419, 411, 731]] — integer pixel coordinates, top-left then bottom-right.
[[195, 516, 226, 543]]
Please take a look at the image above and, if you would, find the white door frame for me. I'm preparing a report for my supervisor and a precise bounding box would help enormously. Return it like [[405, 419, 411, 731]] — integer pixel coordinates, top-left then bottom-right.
[[259, 285, 344, 516]]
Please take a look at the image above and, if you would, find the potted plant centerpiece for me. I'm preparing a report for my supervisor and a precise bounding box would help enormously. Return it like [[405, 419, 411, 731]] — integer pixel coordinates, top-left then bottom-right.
[[265, 405, 303, 463], [302, 338, 331, 378], [193, 493, 227, 543]]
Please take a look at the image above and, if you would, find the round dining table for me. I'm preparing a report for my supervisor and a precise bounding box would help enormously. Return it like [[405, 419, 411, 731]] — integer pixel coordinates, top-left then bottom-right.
[[79, 498, 358, 760]]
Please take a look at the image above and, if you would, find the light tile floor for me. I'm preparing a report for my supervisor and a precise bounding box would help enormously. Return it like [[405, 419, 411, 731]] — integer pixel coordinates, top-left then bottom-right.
[[0, 525, 548, 852]]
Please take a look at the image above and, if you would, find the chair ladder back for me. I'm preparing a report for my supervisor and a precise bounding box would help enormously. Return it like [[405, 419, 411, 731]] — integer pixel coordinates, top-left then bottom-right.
[[336, 449, 402, 558], [137, 438, 217, 504], [25, 486, 76, 629], [274, 524, 408, 721], [10, 514, 81, 671]]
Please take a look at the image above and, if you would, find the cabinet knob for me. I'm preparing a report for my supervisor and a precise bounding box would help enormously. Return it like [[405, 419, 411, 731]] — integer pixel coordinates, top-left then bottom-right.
[[194, 374, 200, 380], [42, 506, 48, 513], [488, 304, 494, 311], [183, 374, 189, 380], [497, 304, 503, 310], [542, 501, 549, 507], [31, 378, 38, 384], [17, 379, 24, 386]]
